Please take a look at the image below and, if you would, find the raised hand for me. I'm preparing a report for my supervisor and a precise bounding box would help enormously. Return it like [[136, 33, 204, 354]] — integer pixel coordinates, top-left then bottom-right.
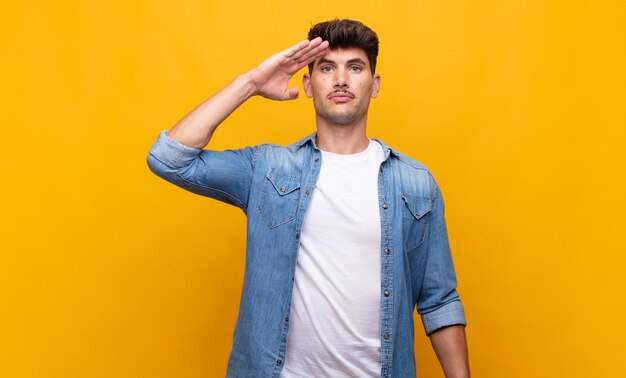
[[248, 37, 329, 101]]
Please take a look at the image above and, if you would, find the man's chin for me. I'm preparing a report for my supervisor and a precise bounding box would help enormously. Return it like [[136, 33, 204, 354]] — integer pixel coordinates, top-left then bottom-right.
[[320, 111, 358, 126]]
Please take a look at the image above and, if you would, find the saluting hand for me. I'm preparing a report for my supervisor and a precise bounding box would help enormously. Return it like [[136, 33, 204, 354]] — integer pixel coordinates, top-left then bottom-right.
[[248, 37, 329, 101]]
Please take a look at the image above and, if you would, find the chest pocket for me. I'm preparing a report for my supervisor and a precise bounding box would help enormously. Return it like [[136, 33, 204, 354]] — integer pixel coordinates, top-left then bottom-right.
[[257, 168, 301, 228], [401, 194, 433, 253]]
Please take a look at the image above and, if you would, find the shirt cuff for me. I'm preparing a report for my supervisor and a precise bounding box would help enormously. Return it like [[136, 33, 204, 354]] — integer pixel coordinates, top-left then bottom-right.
[[148, 130, 203, 169], [421, 300, 467, 335]]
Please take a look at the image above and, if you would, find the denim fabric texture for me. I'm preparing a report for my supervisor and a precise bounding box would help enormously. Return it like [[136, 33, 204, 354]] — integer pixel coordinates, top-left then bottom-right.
[[147, 130, 466, 378]]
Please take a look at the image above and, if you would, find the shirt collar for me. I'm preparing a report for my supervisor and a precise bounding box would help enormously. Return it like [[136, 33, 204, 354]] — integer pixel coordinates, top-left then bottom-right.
[[294, 132, 396, 161]]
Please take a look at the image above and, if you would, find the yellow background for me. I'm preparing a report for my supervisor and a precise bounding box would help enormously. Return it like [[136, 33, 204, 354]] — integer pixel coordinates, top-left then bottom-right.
[[2, 1, 625, 377]]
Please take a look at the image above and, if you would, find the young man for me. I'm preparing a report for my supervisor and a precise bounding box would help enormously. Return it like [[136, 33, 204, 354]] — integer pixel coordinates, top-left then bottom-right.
[[147, 19, 469, 378]]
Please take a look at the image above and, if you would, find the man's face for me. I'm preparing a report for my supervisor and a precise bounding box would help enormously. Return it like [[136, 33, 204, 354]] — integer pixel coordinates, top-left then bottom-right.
[[303, 47, 380, 126]]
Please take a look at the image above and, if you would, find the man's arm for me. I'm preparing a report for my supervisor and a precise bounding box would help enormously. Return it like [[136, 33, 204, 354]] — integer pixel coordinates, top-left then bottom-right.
[[166, 37, 329, 149], [414, 181, 469, 376], [146, 38, 329, 207], [429, 324, 470, 378]]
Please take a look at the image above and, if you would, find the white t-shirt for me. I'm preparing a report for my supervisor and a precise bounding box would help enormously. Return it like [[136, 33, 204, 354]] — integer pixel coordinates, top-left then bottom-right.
[[281, 139, 385, 377]]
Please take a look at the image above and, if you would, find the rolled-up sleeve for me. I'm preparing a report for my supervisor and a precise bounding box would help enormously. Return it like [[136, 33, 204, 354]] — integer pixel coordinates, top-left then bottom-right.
[[146, 130, 257, 211], [417, 183, 467, 335], [421, 300, 466, 335], [148, 130, 205, 169]]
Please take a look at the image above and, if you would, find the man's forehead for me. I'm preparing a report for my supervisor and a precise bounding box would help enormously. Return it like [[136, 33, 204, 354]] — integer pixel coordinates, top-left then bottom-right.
[[313, 47, 369, 65]]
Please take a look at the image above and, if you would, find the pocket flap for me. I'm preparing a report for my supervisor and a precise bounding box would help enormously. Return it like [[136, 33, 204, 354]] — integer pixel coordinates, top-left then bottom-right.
[[266, 169, 301, 196], [401, 194, 432, 220]]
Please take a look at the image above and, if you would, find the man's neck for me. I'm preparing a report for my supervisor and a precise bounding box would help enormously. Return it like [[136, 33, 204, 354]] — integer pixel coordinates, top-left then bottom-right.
[[315, 118, 370, 155]]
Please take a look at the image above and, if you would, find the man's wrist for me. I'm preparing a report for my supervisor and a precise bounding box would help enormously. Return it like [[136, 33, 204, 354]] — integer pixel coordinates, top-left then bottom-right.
[[238, 71, 260, 99]]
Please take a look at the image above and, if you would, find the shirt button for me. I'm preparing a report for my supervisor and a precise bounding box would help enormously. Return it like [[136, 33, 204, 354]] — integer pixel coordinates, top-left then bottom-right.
[[314, 157, 320, 162], [280, 187, 286, 193], [415, 211, 420, 217], [384, 291, 390, 297], [383, 333, 390, 340], [379, 166, 384, 173], [285, 316, 289, 322], [305, 190, 310, 195], [276, 359, 282, 365], [295, 233, 300, 239], [384, 248, 391, 255], [382, 203, 389, 209]]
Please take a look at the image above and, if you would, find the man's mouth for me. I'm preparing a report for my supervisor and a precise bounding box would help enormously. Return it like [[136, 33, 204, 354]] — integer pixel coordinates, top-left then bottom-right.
[[328, 91, 355, 102]]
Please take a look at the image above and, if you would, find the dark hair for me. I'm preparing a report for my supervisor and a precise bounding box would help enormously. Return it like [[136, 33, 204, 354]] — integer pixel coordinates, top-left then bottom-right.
[[307, 19, 379, 74]]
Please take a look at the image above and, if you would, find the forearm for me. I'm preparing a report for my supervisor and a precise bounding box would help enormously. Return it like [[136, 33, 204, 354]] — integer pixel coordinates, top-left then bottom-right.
[[166, 72, 257, 149], [429, 324, 470, 378]]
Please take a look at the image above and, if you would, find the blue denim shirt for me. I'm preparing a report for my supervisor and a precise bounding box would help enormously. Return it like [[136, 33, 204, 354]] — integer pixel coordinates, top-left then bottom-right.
[[147, 130, 466, 378]]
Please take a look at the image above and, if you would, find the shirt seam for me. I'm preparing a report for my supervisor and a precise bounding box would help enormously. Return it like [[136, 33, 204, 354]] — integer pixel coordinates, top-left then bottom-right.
[[174, 171, 248, 211]]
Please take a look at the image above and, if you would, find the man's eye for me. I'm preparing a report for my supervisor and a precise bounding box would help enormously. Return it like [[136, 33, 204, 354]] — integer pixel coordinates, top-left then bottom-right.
[[349, 66, 363, 72], [320, 66, 332, 72]]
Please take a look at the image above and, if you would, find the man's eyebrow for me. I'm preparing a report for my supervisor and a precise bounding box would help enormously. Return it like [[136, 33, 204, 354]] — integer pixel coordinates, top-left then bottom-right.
[[347, 58, 366, 65]]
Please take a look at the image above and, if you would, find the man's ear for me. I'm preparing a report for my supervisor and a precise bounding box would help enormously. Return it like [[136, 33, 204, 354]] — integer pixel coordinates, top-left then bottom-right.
[[371, 74, 381, 98], [302, 73, 313, 98]]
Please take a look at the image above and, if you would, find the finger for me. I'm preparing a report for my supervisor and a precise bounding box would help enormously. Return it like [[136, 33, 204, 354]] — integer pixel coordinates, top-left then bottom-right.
[[297, 40, 329, 65], [283, 86, 299, 100], [296, 46, 329, 71], [282, 39, 313, 58], [287, 37, 324, 61]]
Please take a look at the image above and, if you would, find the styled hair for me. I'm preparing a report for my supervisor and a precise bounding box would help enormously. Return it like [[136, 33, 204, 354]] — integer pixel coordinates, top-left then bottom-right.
[[307, 19, 379, 74]]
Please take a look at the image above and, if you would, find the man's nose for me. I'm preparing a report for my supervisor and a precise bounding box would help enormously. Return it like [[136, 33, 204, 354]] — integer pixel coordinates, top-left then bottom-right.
[[334, 69, 348, 88]]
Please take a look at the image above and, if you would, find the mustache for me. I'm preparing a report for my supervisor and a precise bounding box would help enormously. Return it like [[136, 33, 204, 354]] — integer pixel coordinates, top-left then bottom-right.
[[327, 90, 355, 99]]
